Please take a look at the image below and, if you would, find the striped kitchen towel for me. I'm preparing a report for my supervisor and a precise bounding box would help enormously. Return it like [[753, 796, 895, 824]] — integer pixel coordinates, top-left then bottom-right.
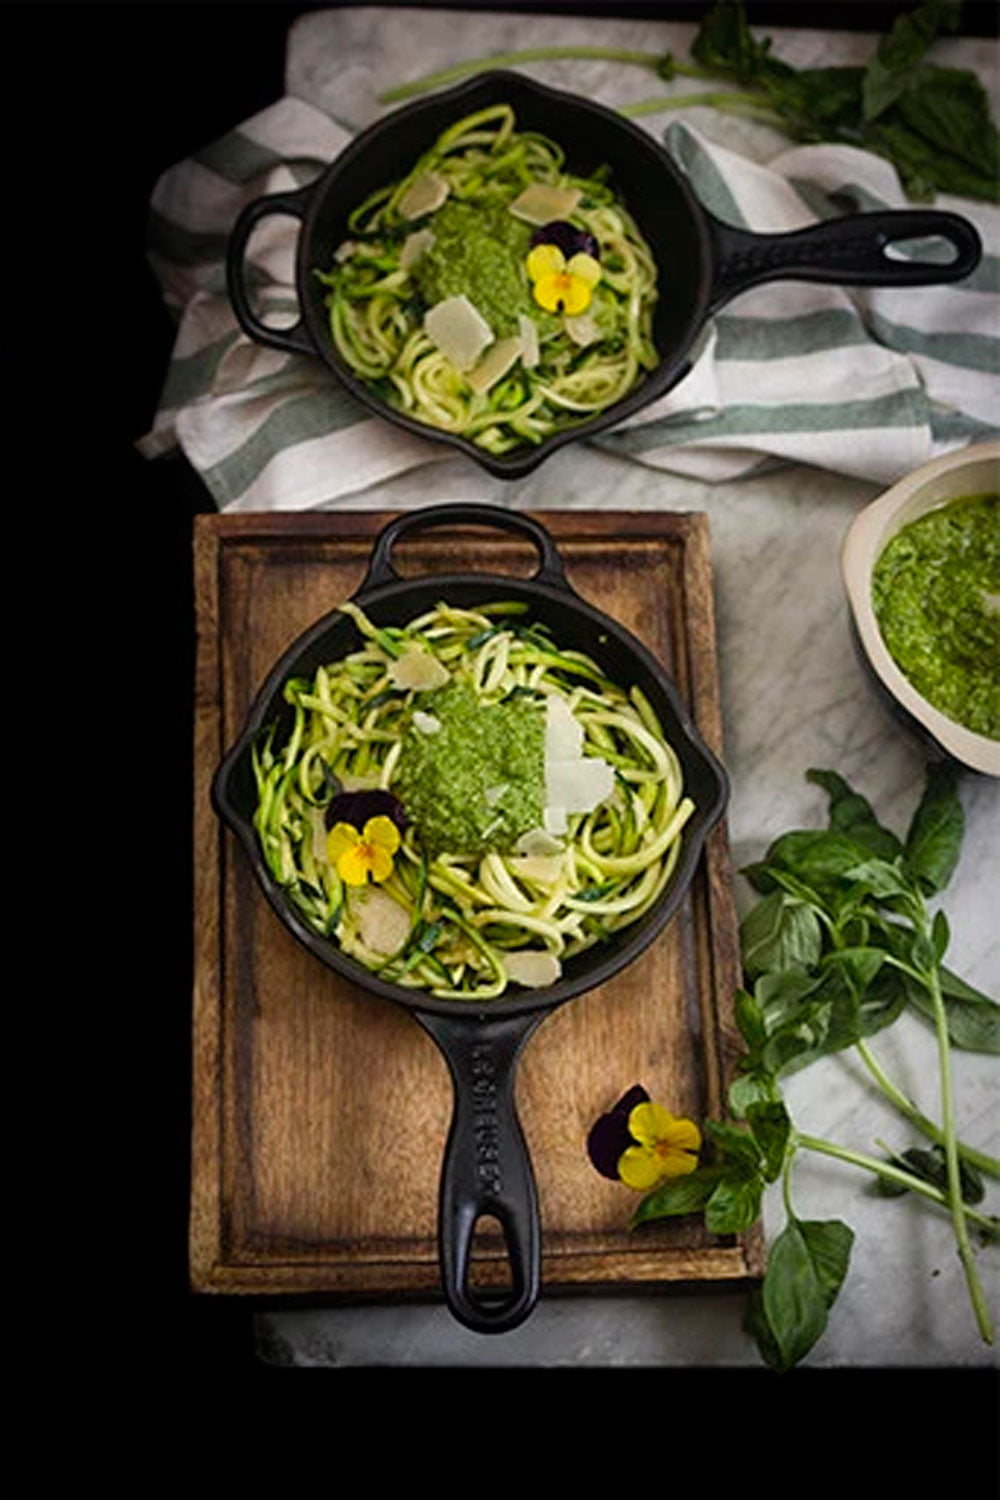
[[139, 97, 999, 508]]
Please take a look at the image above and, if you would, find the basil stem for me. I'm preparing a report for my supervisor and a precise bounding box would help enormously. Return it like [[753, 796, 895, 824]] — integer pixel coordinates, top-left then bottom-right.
[[378, 47, 715, 104], [921, 946, 995, 1342], [796, 1133, 1000, 1245], [855, 1037, 1000, 1180], [620, 91, 783, 123]]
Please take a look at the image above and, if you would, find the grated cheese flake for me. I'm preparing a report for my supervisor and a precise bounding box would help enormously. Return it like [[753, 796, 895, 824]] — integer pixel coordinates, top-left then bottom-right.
[[508, 182, 582, 225], [423, 294, 495, 371], [398, 171, 450, 220], [466, 336, 524, 394]]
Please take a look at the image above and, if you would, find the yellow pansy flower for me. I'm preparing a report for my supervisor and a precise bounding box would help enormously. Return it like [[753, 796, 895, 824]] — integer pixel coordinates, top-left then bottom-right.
[[525, 242, 602, 315], [326, 815, 401, 886], [617, 1101, 702, 1190]]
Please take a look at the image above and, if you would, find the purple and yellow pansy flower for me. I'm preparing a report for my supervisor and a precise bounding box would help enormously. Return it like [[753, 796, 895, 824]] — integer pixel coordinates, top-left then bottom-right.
[[327, 815, 401, 886], [587, 1084, 702, 1190], [324, 788, 407, 887], [525, 220, 602, 316], [617, 1101, 702, 1189]]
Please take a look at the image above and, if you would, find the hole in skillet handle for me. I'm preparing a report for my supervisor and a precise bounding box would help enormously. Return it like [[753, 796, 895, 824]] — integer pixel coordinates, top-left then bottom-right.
[[357, 503, 571, 594]]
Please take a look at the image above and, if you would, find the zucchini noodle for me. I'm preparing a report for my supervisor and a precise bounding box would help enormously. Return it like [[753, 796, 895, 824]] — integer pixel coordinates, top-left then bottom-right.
[[315, 104, 659, 453], [252, 600, 695, 1001]]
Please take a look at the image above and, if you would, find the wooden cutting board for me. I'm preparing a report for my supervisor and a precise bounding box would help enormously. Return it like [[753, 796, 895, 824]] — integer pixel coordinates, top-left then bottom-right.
[[191, 509, 763, 1298]]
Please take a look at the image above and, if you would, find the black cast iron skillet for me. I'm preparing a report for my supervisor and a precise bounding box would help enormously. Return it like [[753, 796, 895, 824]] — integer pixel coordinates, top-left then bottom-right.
[[211, 504, 729, 1333], [227, 69, 982, 480]]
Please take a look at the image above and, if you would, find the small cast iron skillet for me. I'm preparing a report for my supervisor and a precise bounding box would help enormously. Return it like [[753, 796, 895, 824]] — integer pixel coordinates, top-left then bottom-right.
[[211, 504, 729, 1333], [227, 69, 983, 480]]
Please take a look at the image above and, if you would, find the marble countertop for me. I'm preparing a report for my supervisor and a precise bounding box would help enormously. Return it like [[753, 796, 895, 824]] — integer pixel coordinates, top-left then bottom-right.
[[245, 6, 998, 1370]]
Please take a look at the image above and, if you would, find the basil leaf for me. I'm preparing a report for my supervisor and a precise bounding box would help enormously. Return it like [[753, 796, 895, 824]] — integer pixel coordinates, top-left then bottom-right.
[[734, 984, 767, 1052], [760, 1217, 854, 1370], [728, 1068, 781, 1119], [630, 1166, 724, 1227], [932, 907, 950, 960], [904, 761, 964, 895], [821, 945, 886, 998], [743, 1287, 784, 1370], [894, 62, 1000, 185], [759, 968, 864, 1077], [690, 0, 780, 82], [806, 767, 904, 861], [908, 966, 1000, 1053], [856, 963, 909, 1038], [876, 1144, 985, 1205], [705, 1168, 764, 1235], [704, 1118, 763, 1172], [861, 0, 960, 122], [764, 829, 878, 888], [746, 1100, 792, 1184], [841, 857, 914, 902], [740, 890, 823, 979], [754, 964, 825, 1032]]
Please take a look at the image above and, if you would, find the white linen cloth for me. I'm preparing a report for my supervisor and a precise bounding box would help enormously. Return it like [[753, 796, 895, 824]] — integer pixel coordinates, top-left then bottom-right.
[[139, 93, 999, 509]]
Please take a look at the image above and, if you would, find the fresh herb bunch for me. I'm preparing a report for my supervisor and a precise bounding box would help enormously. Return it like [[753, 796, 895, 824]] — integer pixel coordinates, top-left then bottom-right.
[[631, 763, 999, 1371], [684, 0, 999, 202], [380, 1, 999, 204]]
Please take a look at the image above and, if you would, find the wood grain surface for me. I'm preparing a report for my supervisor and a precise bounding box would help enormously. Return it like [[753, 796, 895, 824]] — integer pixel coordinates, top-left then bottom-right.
[[191, 510, 763, 1298]]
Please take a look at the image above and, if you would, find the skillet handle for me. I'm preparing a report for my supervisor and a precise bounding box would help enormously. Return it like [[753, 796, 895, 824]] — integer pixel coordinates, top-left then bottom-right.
[[706, 208, 982, 313], [226, 183, 315, 356], [358, 503, 570, 592], [415, 1007, 546, 1334]]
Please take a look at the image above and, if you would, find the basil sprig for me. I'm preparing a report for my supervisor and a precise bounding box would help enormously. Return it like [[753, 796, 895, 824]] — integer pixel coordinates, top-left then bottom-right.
[[380, 2, 999, 204], [632, 763, 999, 1370]]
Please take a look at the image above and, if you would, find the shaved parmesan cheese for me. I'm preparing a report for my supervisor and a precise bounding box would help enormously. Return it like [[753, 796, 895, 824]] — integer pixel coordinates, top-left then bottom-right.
[[514, 827, 564, 857], [546, 756, 616, 811], [484, 783, 510, 807], [349, 886, 412, 957], [565, 313, 600, 347], [398, 170, 449, 220], [518, 314, 540, 369], [424, 295, 494, 371], [400, 227, 435, 271], [508, 182, 582, 225], [544, 806, 568, 835], [543, 694, 615, 826], [508, 854, 564, 887], [310, 807, 331, 864], [340, 773, 380, 792], [466, 336, 523, 394], [503, 950, 562, 989], [545, 694, 583, 760], [335, 239, 362, 263], [412, 710, 442, 734], [389, 644, 450, 691]]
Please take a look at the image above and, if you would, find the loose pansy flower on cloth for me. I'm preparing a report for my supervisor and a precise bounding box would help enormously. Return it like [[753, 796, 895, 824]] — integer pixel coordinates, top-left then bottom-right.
[[586, 1085, 701, 1190], [525, 221, 601, 315], [327, 814, 401, 886]]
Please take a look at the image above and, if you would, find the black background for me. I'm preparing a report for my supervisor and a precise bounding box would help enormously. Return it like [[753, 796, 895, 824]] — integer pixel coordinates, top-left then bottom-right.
[[9, 0, 998, 1433]]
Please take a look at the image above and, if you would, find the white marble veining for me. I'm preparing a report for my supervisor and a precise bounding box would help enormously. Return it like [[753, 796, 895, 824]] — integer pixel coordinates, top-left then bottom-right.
[[247, 7, 999, 1370]]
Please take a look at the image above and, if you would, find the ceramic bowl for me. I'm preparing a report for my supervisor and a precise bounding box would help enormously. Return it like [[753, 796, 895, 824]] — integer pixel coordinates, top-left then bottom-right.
[[841, 441, 1000, 776]]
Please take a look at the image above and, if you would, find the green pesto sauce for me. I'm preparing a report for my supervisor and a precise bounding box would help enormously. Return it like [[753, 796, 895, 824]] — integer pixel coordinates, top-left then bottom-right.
[[411, 199, 536, 338], [394, 680, 545, 857], [871, 492, 1000, 739]]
